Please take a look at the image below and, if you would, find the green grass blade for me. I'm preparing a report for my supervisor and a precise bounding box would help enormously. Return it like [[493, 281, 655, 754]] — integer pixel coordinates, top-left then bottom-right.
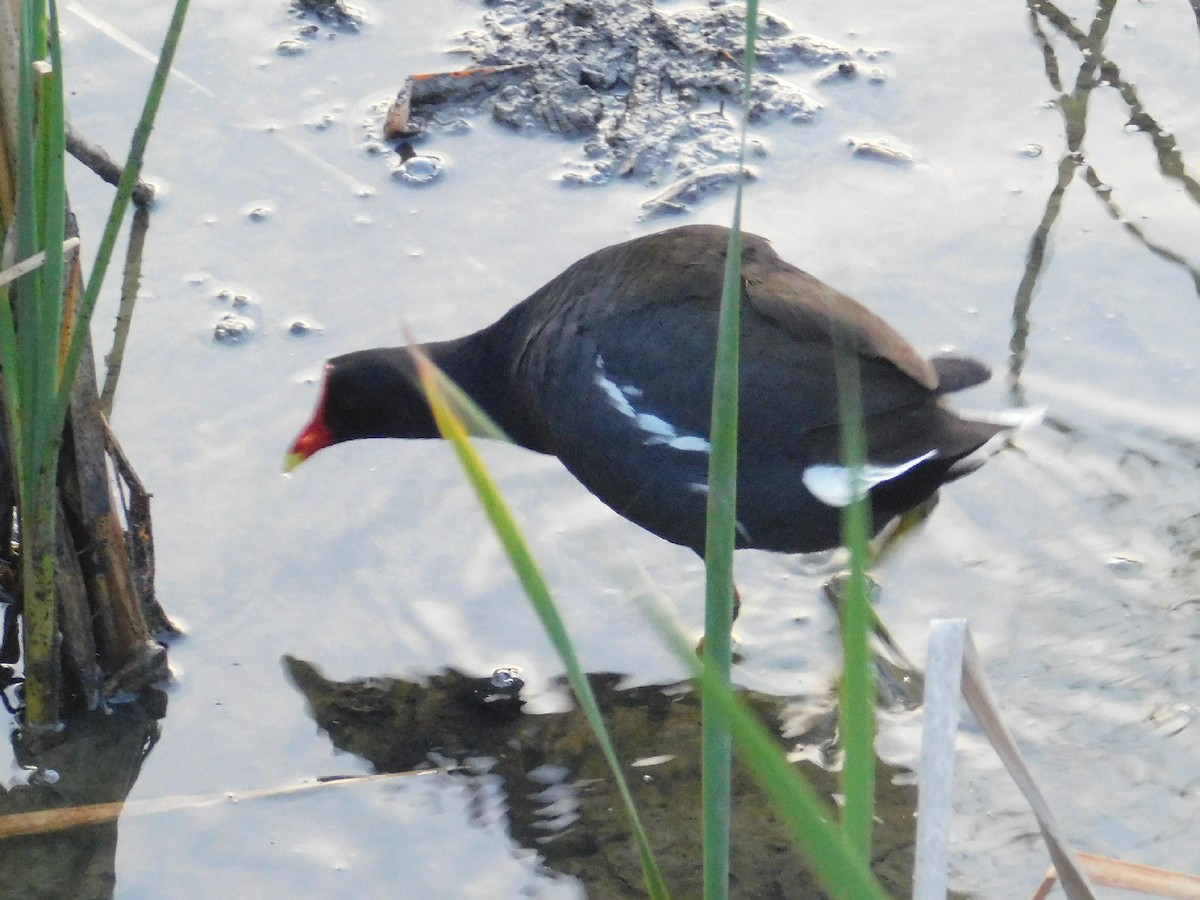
[[701, 3, 760, 897], [645, 601, 891, 900], [34, 0, 68, 461], [412, 351, 671, 900], [12, 0, 43, 503], [0, 280, 24, 478], [7, 0, 70, 730], [702, 210, 740, 900], [831, 337, 877, 862]]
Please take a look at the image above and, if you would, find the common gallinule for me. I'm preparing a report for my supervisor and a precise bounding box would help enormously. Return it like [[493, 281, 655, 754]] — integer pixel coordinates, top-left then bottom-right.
[[287, 224, 1013, 559]]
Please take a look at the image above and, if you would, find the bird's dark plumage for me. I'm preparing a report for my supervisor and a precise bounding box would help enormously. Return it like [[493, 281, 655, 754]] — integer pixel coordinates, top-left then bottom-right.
[[288, 225, 1011, 556]]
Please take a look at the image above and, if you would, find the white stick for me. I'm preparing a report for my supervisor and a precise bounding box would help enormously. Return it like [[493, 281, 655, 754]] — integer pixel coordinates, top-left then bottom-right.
[[0, 238, 81, 290]]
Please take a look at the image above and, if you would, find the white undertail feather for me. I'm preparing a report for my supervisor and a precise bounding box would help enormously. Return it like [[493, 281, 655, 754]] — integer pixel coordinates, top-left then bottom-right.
[[948, 405, 1047, 475], [802, 450, 938, 508], [956, 405, 1048, 431]]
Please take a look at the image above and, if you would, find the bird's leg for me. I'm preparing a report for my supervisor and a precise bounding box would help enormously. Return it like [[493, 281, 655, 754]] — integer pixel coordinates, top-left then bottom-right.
[[823, 572, 923, 710], [870, 492, 940, 566]]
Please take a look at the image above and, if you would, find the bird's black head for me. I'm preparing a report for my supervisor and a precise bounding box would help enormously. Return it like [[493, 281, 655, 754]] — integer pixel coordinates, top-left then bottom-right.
[[285, 348, 437, 470]]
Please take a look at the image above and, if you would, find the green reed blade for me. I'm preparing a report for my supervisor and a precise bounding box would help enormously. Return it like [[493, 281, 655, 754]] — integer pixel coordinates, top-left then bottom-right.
[[831, 336, 878, 863], [414, 351, 671, 900], [32, 0, 68, 463], [11, 0, 42, 502], [645, 600, 890, 900], [699, 3, 760, 897]]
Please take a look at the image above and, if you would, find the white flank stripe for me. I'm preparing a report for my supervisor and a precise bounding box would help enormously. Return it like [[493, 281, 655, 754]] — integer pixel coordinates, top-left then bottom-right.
[[666, 435, 712, 452], [634, 413, 678, 441], [593, 355, 711, 453], [594, 356, 638, 418], [802, 450, 938, 508]]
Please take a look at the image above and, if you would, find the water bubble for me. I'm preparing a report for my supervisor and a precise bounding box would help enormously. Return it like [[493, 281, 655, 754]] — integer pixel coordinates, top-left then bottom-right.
[[276, 38, 308, 57], [490, 666, 523, 690], [214, 314, 255, 343], [1107, 553, 1143, 575], [243, 202, 275, 222], [392, 154, 444, 185], [290, 318, 324, 336]]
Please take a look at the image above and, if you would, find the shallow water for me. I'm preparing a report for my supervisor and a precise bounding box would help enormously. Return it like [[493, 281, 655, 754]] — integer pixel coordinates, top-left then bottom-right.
[[2, 0, 1199, 896]]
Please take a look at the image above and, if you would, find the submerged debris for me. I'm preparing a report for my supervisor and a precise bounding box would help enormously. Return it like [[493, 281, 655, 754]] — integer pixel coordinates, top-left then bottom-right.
[[640, 164, 758, 217], [277, 0, 362, 54], [290, 0, 363, 31], [847, 135, 917, 165], [385, 66, 534, 138], [371, 0, 893, 211]]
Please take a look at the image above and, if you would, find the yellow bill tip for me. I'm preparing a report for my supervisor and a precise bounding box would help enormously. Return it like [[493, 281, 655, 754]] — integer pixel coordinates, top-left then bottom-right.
[[282, 452, 307, 474]]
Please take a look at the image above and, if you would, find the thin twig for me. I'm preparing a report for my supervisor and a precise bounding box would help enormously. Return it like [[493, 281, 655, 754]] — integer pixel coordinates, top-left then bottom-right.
[[65, 121, 156, 207], [1030, 851, 1200, 900], [100, 202, 150, 416], [0, 769, 441, 840]]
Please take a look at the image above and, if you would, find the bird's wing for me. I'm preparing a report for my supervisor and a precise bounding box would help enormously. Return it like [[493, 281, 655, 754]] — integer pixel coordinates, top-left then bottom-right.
[[510, 226, 940, 454], [740, 239, 939, 390]]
